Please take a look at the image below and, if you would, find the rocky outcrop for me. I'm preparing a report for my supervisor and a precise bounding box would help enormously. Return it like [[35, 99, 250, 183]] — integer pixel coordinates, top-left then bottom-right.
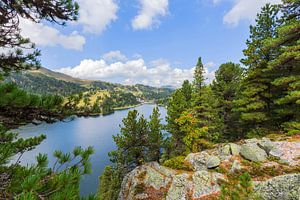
[[118, 137, 300, 200], [254, 174, 300, 200], [240, 143, 268, 162]]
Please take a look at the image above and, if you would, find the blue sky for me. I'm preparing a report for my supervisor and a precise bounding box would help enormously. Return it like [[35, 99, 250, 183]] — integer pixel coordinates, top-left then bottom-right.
[[18, 0, 280, 87]]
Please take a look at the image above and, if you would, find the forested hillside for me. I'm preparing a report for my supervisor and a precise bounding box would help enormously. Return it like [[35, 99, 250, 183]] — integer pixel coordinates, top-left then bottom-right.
[[6, 67, 173, 100]]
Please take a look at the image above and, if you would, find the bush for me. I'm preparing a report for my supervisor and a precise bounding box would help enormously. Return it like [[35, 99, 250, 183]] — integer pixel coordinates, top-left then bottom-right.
[[163, 156, 191, 170], [220, 172, 260, 200]]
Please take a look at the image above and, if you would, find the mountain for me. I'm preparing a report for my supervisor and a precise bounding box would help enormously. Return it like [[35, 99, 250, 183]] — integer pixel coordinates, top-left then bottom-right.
[[5, 67, 174, 101]]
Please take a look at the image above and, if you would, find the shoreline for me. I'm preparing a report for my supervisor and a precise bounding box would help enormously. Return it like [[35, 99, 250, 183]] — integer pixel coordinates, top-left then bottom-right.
[[4, 102, 158, 130]]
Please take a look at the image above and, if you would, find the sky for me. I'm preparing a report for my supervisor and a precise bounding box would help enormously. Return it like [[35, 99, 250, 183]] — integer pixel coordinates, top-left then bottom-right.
[[18, 0, 281, 87]]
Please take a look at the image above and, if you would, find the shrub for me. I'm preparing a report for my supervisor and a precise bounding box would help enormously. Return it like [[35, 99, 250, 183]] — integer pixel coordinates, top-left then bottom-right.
[[163, 156, 191, 170]]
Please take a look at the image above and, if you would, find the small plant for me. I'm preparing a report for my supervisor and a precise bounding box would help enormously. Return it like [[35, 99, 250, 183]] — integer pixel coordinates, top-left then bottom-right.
[[163, 156, 191, 170], [220, 172, 260, 200]]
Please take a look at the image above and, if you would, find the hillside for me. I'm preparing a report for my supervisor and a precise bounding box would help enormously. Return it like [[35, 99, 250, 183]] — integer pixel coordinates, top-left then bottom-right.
[[5, 67, 173, 101]]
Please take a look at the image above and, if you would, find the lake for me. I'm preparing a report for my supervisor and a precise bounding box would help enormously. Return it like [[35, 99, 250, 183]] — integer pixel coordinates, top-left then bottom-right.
[[14, 104, 167, 196]]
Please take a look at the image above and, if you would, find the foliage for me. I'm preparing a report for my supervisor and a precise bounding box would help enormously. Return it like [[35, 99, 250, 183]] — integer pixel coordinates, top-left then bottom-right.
[[234, 4, 280, 135], [264, 0, 300, 134], [176, 112, 210, 153], [163, 156, 191, 170], [166, 88, 190, 156], [212, 62, 244, 140], [147, 107, 164, 162], [0, 0, 79, 77], [220, 172, 259, 200], [97, 166, 123, 200], [112, 110, 149, 170], [0, 124, 94, 199]]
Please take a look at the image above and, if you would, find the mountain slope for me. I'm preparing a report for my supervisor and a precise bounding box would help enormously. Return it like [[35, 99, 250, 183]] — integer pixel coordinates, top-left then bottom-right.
[[5, 67, 173, 101]]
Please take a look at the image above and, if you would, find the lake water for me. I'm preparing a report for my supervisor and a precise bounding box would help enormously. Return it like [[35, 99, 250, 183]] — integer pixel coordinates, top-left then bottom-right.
[[14, 104, 167, 196]]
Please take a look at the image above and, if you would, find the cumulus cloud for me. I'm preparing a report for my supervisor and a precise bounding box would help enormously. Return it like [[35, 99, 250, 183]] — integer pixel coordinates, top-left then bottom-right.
[[132, 0, 169, 30], [18, 0, 118, 50], [216, 0, 281, 26], [102, 50, 127, 62], [77, 0, 118, 34], [19, 18, 86, 50], [56, 51, 215, 88]]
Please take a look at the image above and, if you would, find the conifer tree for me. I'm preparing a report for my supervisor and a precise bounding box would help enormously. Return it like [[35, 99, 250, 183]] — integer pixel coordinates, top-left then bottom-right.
[[265, 0, 300, 134], [191, 57, 217, 129], [193, 57, 205, 92], [181, 80, 193, 107], [147, 107, 164, 162], [0, 0, 79, 77], [166, 88, 189, 156], [112, 110, 149, 171], [235, 4, 280, 135], [212, 62, 244, 140]]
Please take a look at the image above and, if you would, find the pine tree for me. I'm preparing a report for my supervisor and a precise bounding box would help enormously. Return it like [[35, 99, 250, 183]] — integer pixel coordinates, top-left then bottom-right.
[[112, 110, 149, 170], [235, 4, 280, 136], [212, 62, 244, 140], [191, 57, 216, 128], [193, 57, 206, 92], [166, 89, 189, 156], [181, 80, 193, 107], [265, 0, 300, 134], [0, 0, 79, 77], [147, 107, 164, 162]]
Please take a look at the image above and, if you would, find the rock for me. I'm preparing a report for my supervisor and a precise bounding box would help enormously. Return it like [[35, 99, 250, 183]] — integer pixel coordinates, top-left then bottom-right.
[[230, 160, 241, 173], [118, 163, 173, 200], [185, 152, 209, 171], [269, 148, 284, 159], [206, 156, 220, 169], [273, 141, 300, 166], [166, 173, 192, 200], [229, 143, 241, 155], [220, 144, 231, 156], [258, 137, 275, 153], [192, 171, 223, 199], [245, 138, 259, 144], [240, 144, 267, 162], [254, 174, 300, 200]]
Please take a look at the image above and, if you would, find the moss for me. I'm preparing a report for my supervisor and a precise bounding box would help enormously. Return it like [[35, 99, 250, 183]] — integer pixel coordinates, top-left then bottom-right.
[[214, 166, 228, 174]]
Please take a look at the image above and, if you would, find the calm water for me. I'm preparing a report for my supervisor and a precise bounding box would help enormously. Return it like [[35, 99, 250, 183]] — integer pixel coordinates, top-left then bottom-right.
[[14, 104, 167, 196]]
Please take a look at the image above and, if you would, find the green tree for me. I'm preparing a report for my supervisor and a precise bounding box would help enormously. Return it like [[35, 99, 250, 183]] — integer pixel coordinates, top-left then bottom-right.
[[212, 62, 244, 140], [176, 111, 212, 153], [265, 0, 300, 134], [0, 0, 79, 78], [181, 80, 193, 107], [193, 57, 205, 92], [166, 89, 189, 156], [235, 4, 280, 136], [147, 107, 164, 162], [112, 110, 149, 170], [97, 166, 123, 200]]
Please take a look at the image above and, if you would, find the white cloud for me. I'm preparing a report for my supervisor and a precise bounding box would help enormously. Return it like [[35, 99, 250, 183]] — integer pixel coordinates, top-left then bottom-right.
[[132, 0, 169, 30], [102, 50, 127, 62], [17, 0, 118, 50], [222, 0, 281, 26], [77, 0, 118, 34], [19, 18, 86, 51], [56, 51, 215, 88]]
